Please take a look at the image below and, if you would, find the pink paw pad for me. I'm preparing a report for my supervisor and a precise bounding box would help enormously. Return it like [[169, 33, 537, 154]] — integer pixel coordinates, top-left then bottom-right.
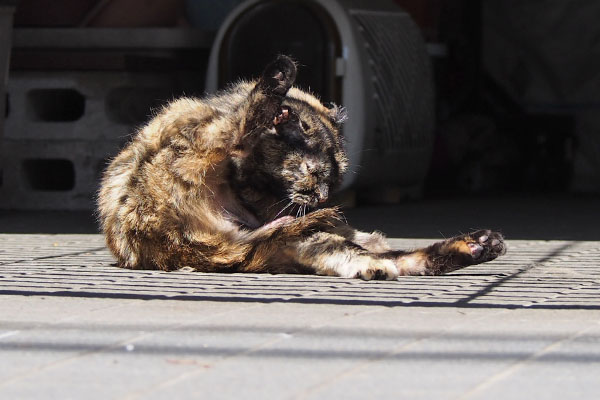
[[467, 242, 483, 259]]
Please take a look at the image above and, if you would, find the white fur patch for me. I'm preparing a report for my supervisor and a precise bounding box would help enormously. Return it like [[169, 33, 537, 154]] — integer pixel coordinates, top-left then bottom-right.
[[317, 253, 398, 280]]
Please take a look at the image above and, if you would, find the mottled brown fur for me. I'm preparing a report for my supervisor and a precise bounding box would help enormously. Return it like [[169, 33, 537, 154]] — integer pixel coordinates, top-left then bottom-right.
[[98, 56, 505, 279]]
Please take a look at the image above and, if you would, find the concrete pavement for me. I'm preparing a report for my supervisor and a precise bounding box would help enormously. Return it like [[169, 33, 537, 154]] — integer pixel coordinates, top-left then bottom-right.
[[1, 230, 600, 399]]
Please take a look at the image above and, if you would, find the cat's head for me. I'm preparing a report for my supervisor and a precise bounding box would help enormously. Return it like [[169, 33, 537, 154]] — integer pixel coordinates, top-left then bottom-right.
[[232, 55, 348, 217], [256, 90, 348, 208]]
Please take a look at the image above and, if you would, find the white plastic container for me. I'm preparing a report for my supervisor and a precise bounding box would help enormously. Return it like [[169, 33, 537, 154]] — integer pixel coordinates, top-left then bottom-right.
[[206, 0, 435, 195]]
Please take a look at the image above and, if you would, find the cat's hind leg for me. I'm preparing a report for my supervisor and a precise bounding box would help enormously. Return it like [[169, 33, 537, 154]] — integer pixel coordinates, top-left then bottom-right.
[[293, 226, 505, 279], [389, 230, 506, 275], [237, 55, 297, 142], [294, 231, 399, 280]]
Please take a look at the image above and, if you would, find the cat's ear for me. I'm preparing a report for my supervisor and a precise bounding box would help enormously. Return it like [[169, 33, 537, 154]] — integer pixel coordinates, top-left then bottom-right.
[[327, 103, 348, 127], [257, 55, 297, 96]]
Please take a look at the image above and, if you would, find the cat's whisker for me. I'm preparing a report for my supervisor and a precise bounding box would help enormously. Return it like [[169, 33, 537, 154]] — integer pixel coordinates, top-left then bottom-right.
[[339, 210, 348, 225], [272, 198, 289, 207], [204, 184, 215, 197], [284, 201, 295, 215], [267, 197, 289, 211], [274, 201, 294, 220]]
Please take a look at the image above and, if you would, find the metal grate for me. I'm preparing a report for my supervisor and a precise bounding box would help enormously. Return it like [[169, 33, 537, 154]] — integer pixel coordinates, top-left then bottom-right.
[[352, 10, 434, 151]]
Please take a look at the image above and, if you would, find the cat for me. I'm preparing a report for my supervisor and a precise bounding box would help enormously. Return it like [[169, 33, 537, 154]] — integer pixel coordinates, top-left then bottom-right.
[[97, 55, 505, 279]]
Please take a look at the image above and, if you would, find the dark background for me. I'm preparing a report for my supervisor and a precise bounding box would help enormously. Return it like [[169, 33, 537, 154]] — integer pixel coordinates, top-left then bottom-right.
[[1, 0, 599, 238]]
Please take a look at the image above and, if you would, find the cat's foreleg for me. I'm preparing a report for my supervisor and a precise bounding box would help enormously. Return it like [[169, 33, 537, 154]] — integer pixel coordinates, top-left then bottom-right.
[[240, 209, 396, 279], [247, 207, 342, 242]]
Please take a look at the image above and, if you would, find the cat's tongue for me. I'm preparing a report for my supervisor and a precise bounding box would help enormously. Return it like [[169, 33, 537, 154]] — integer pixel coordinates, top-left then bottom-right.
[[263, 216, 295, 229]]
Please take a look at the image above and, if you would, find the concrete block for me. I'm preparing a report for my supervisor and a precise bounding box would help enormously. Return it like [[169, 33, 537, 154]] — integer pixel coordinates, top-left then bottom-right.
[[1, 69, 201, 210], [0, 139, 122, 209]]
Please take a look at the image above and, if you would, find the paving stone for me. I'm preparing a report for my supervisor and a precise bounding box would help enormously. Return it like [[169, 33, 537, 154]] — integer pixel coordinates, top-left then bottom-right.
[[2, 233, 598, 308], [1, 233, 600, 399]]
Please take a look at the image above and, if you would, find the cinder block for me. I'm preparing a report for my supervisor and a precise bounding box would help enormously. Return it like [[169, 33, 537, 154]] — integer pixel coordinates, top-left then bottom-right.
[[0, 139, 122, 210], [5, 71, 185, 141], [1, 70, 194, 210]]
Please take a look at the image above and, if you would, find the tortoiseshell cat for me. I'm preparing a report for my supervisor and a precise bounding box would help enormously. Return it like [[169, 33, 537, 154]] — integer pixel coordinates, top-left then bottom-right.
[[98, 56, 505, 279]]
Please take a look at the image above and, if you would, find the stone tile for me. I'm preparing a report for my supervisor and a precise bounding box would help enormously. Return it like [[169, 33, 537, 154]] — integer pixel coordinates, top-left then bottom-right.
[[1, 233, 600, 399]]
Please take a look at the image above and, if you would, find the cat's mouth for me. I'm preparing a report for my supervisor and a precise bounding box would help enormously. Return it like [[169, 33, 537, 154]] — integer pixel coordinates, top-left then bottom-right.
[[287, 199, 317, 217], [291, 194, 321, 208]]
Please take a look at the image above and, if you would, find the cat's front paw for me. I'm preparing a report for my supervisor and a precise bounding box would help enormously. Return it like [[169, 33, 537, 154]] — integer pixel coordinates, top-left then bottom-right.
[[260, 55, 297, 96], [447, 230, 506, 265]]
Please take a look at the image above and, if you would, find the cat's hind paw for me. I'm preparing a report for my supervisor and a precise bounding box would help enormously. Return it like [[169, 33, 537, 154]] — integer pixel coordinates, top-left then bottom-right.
[[416, 230, 506, 275], [465, 229, 506, 263], [260, 55, 297, 96], [444, 229, 506, 265]]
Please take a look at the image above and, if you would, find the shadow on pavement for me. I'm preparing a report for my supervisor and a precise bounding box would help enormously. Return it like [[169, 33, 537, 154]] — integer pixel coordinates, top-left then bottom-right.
[[3, 289, 600, 310]]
